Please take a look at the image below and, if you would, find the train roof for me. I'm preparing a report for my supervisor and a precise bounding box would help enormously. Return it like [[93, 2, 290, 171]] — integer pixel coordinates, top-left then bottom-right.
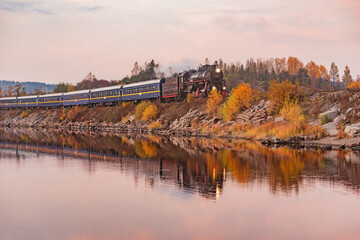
[[18, 95, 38, 99], [63, 89, 90, 95], [122, 79, 163, 88], [90, 85, 122, 93], [39, 93, 64, 98], [0, 97, 17, 100]]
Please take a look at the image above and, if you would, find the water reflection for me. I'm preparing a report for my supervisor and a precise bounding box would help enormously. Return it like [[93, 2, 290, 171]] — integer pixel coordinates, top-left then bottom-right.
[[0, 128, 359, 198]]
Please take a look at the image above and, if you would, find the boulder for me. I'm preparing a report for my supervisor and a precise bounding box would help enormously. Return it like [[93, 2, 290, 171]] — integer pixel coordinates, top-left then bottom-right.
[[322, 122, 338, 136], [345, 123, 360, 136], [274, 117, 284, 122], [333, 114, 345, 127], [319, 108, 339, 122], [346, 108, 354, 115]]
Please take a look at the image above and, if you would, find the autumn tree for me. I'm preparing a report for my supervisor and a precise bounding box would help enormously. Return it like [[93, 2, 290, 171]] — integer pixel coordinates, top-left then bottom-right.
[[287, 57, 304, 75], [206, 89, 223, 114], [305, 61, 320, 81], [54, 82, 69, 93], [14, 83, 26, 96], [223, 83, 253, 121], [6, 85, 14, 97], [131, 62, 141, 76], [319, 65, 329, 80], [342, 65, 353, 86], [329, 62, 340, 82], [67, 84, 75, 92], [275, 57, 286, 75], [33, 88, 44, 95], [268, 79, 303, 113]]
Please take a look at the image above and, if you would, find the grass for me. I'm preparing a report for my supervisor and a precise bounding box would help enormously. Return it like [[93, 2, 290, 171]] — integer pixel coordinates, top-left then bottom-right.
[[246, 122, 327, 139]]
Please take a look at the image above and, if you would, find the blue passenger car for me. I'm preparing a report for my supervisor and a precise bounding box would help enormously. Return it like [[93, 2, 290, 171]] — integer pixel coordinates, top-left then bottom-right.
[[38, 93, 63, 108], [0, 97, 17, 108], [63, 90, 90, 107], [90, 85, 122, 105], [17, 95, 38, 108], [121, 79, 163, 102]]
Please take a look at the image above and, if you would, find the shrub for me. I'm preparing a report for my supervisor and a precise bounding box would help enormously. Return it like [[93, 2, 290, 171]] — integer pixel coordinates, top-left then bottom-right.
[[319, 113, 330, 124], [142, 104, 158, 122], [60, 108, 67, 121], [121, 101, 132, 108], [223, 83, 253, 121], [348, 81, 360, 89], [21, 110, 32, 118], [280, 99, 305, 123], [246, 122, 326, 139], [337, 129, 348, 139], [230, 123, 251, 134], [268, 79, 303, 113], [186, 93, 194, 103], [148, 121, 162, 129], [206, 89, 223, 114], [135, 101, 151, 120], [67, 106, 81, 121]]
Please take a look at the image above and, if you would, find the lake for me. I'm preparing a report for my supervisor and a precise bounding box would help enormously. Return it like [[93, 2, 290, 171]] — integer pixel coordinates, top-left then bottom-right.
[[0, 129, 359, 240]]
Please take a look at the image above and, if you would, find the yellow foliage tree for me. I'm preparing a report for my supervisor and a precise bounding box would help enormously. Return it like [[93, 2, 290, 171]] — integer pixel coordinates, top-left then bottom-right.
[[268, 79, 303, 113], [67, 84, 75, 92], [280, 99, 305, 123], [206, 89, 223, 114], [223, 83, 253, 121], [348, 75, 360, 89], [135, 101, 151, 120], [142, 104, 158, 122]]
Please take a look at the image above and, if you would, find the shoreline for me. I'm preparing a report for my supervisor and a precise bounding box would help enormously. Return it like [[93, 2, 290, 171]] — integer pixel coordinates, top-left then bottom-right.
[[2, 122, 360, 151]]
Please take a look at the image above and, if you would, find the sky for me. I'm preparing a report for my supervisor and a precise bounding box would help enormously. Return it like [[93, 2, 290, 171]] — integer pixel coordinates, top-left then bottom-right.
[[0, 0, 359, 84]]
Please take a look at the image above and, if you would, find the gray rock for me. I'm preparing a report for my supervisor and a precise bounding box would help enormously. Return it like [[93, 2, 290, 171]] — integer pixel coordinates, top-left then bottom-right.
[[322, 122, 338, 136], [333, 114, 345, 127], [128, 115, 135, 122], [319, 108, 339, 122], [346, 108, 354, 115], [345, 123, 360, 136], [274, 117, 284, 122]]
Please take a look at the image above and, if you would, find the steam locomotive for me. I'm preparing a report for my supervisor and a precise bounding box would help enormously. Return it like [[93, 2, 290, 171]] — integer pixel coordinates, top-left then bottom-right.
[[0, 64, 226, 109]]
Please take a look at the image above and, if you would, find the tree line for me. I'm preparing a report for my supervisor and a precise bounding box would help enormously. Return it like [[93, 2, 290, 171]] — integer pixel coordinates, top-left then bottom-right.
[[1, 57, 358, 97]]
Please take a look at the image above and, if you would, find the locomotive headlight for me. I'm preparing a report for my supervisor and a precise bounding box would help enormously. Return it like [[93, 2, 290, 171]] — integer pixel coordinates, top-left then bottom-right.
[[215, 68, 221, 73], [223, 86, 226, 90], [212, 86, 217, 90]]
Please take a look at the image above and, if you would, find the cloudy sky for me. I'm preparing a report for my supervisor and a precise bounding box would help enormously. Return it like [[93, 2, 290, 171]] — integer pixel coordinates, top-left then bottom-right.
[[0, 0, 359, 84]]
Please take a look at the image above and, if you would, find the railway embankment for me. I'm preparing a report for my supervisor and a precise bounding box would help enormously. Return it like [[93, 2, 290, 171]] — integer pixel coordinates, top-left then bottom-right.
[[3, 89, 360, 149]]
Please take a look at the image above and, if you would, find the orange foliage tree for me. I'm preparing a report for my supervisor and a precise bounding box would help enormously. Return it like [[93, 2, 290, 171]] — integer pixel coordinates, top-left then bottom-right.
[[319, 65, 329, 80], [305, 61, 320, 85], [223, 83, 253, 121], [206, 89, 223, 114], [287, 57, 304, 75], [268, 79, 303, 113]]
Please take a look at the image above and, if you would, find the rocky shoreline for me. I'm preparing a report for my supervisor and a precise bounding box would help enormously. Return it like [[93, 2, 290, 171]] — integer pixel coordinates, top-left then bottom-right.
[[3, 89, 360, 150]]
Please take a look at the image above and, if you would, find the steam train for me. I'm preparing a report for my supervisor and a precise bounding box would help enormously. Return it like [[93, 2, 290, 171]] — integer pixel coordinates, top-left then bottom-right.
[[0, 64, 225, 109]]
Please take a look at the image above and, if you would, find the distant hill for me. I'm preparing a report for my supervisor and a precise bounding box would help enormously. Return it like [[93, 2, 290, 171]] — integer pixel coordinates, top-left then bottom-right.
[[0, 80, 57, 94]]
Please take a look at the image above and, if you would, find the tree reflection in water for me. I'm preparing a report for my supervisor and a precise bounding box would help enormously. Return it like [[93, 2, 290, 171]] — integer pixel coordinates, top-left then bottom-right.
[[0, 128, 359, 199]]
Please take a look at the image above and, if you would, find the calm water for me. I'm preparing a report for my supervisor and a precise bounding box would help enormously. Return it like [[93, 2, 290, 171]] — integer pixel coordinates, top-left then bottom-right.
[[0, 129, 359, 240]]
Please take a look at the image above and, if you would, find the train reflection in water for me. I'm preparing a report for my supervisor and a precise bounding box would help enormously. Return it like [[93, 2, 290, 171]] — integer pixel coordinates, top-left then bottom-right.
[[0, 128, 359, 199]]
